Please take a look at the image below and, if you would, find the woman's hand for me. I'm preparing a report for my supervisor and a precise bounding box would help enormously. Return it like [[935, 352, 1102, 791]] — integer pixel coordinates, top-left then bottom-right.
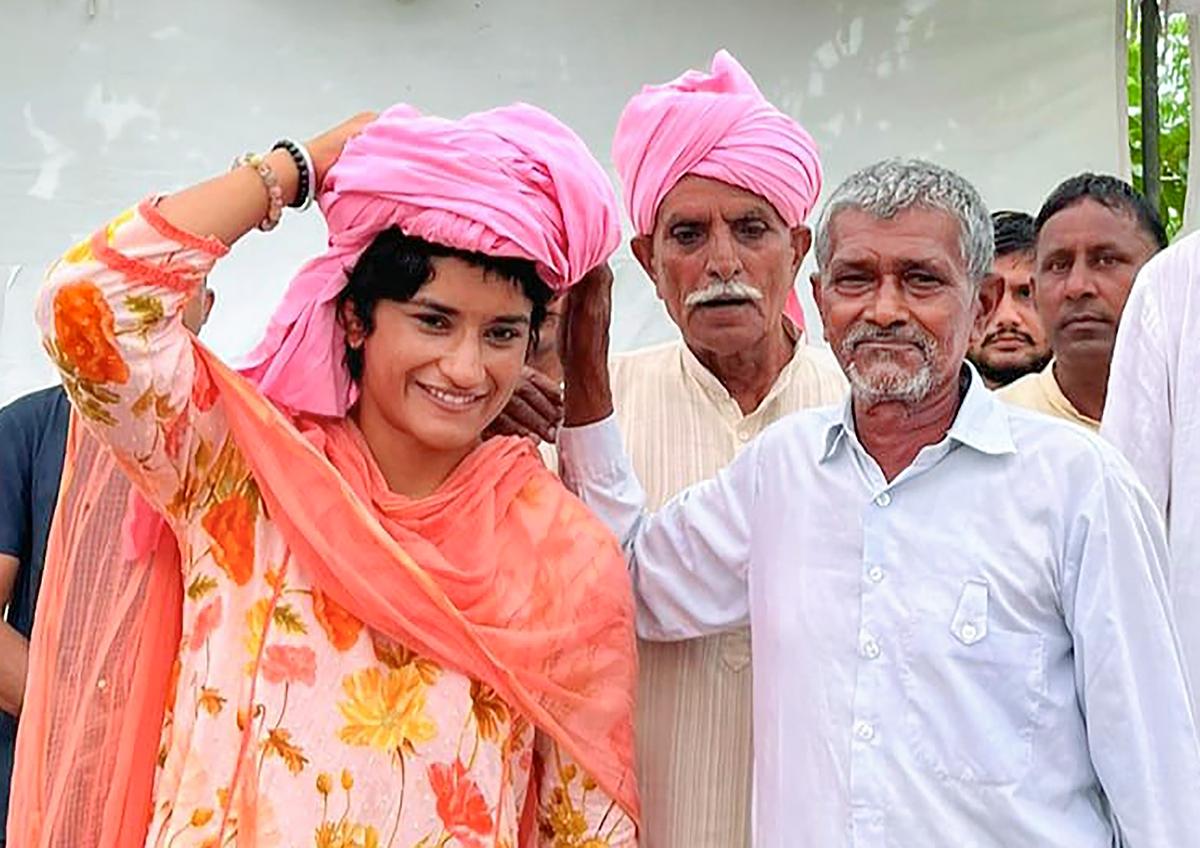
[[305, 111, 378, 191], [157, 112, 379, 250]]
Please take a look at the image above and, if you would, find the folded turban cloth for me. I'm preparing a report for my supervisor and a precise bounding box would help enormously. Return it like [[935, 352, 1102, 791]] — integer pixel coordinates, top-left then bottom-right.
[[612, 50, 823, 236], [240, 103, 621, 417], [612, 50, 822, 332]]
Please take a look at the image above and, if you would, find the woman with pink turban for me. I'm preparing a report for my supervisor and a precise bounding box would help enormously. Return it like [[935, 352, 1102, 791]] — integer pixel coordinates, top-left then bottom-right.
[[11, 108, 638, 847]]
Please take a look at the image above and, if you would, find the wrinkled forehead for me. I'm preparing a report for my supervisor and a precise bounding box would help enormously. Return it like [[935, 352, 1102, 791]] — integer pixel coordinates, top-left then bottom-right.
[[824, 206, 966, 268], [653, 175, 786, 233]]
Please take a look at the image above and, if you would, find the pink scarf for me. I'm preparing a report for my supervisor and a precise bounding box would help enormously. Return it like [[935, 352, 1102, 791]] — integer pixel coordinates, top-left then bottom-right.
[[241, 102, 621, 418]]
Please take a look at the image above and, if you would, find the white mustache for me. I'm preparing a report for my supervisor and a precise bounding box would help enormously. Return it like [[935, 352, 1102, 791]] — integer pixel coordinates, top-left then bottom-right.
[[684, 280, 763, 308]]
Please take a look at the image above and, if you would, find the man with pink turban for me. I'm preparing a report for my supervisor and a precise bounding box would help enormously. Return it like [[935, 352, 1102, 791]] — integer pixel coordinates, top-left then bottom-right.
[[591, 50, 844, 847], [13, 106, 638, 847]]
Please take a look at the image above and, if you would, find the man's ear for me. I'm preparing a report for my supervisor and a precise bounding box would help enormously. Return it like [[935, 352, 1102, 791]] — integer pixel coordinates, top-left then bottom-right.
[[972, 272, 1003, 342], [809, 271, 826, 322], [789, 225, 813, 277], [631, 235, 654, 277], [631, 234, 665, 302]]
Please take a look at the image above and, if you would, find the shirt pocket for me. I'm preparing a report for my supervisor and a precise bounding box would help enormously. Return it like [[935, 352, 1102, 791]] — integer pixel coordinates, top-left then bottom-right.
[[899, 579, 1046, 786]]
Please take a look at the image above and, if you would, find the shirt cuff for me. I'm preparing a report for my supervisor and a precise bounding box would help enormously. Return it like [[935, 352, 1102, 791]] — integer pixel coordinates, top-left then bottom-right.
[[558, 414, 634, 490]]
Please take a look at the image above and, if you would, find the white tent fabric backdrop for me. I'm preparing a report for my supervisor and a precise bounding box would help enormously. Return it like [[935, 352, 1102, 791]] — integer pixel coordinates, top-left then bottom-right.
[[1, 0, 1126, 404]]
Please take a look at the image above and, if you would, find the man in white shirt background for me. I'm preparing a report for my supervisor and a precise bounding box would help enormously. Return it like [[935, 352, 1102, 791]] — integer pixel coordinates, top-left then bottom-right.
[[557, 158, 1200, 846], [1103, 231, 1200, 708]]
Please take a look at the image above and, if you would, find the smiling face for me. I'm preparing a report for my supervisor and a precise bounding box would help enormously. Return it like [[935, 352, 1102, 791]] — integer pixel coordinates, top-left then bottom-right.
[[813, 206, 995, 406], [343, 255, 535, 456], [968, 251, 1050, 385], [632, 175, 809, 356], [1034, 198, 1159, 364]]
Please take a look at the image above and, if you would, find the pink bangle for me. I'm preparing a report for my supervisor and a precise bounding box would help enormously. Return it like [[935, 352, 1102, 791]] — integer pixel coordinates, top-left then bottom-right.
[[232, 152, 284, 232]]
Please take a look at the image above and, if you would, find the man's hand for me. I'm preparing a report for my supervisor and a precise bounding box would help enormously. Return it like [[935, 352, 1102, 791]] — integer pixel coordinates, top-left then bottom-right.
[[488, 366, 563, 442], [561, 263, 615, 426]]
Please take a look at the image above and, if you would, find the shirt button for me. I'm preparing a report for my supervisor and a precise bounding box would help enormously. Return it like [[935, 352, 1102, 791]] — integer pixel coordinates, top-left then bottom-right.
[[854, 720, 875, 742], [874, 492, 892, 507], [960, 622, 979, 642], [737, 428, 752, 442], [860, 637, 881, 660], [96, 677, 107, 691], [867, 565, 885, 583]]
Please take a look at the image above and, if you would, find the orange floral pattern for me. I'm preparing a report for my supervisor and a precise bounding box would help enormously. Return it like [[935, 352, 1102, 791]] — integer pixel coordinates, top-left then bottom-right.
[[201, 493, 256, 586], [36, 204, 636, 847], [430, 758, 494, 846], [312, 589, 363, 651], [51, 280, 130, 385], [191, 347, 219, 412]]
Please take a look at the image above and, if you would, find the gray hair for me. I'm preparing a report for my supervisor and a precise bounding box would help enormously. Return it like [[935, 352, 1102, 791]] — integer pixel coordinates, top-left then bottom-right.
[[814, 159, 994, 285]]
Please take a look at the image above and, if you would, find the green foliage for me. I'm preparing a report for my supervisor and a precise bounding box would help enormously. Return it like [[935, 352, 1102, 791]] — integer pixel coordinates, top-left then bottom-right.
[[1128, 8, 1191, 239]]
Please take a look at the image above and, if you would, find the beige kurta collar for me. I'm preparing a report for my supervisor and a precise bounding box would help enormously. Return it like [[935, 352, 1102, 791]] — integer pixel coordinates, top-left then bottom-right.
[[678, 324, 810, 421], [1039, 361, 1101, 431]]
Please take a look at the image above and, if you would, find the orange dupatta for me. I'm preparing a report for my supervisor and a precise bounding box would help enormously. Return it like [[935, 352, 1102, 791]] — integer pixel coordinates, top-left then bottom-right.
[[10, 342, 639, 847], [10, 415, 184, 846]]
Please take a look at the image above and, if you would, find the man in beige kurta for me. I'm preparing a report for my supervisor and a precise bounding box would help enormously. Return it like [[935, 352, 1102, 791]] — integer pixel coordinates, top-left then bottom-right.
[[602, 51, 846, 846], [998, 362, 1099, 431], [998, 173, 1164, 430]]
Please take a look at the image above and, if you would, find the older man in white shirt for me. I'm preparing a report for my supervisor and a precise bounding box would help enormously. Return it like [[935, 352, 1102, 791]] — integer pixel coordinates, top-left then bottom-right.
[[1103, 230, 1200, 700], [557, 158, 1200, 846]]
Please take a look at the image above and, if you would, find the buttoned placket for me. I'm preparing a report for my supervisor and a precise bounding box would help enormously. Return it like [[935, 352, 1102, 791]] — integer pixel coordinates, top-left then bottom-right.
[[837, 428, 889, 847], [842, 429, 962, 846]]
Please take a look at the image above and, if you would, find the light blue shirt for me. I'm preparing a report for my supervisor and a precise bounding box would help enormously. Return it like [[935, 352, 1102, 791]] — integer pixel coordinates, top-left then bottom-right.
[[560, 366, 1200, 847]]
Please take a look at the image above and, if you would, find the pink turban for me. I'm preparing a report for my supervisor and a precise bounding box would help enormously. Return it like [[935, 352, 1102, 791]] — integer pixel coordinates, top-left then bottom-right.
[[240, 103, 621, 417], [613, 50, 823, 235], [613, 51, 822, 331]]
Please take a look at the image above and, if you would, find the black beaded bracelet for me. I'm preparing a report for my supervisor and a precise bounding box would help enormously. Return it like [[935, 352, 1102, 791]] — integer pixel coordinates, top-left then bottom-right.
[[271, 139, 315, 211]]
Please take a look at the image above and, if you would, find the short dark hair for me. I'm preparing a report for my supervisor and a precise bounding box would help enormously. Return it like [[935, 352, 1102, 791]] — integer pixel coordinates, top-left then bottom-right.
[[991, 210, 1036, 258], [1035, 173, 1168, 250], [337, 228, 552, 383]]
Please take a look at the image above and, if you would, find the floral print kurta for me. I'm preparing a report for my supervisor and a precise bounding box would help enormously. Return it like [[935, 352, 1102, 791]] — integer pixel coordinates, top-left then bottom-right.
[[36, 201, 635, 848]]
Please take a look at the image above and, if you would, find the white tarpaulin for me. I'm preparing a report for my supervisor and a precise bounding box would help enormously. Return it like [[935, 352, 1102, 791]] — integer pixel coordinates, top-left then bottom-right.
[[1, 0, 1125, 404]]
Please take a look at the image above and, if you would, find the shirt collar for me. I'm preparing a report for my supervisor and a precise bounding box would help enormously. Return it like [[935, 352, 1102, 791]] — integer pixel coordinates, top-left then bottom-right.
[[820, 361, 1017, 463]]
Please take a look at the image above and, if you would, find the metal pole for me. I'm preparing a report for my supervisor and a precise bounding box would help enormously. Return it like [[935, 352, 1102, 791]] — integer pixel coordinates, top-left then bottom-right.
[[1141, 0, 1162, 213]]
